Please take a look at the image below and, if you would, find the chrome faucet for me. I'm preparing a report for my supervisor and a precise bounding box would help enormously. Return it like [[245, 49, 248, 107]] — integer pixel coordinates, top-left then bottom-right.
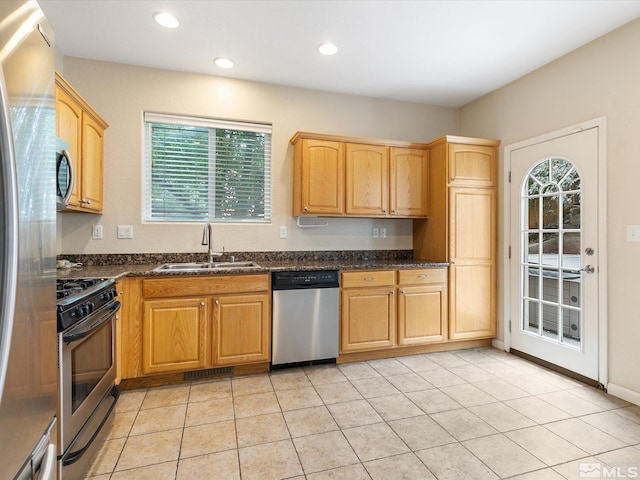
[[201, 222, 222, 263]]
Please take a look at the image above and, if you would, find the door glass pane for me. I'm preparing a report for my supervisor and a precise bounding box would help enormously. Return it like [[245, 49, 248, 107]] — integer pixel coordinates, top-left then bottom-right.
[[521, 157, 582, 348], [524, 299, 539, 333], [562, 307, 580, 347], [541, 303, 559, 340], [526, 233, 539, 265], [563, 193, 581, 228], [542, 233, 559, 266], [542, 195, 558, 229], [528, 197, 539, 229]]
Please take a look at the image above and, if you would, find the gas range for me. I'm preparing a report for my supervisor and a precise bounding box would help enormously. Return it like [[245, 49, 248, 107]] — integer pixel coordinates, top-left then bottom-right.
[[56, 278, 118, 331]]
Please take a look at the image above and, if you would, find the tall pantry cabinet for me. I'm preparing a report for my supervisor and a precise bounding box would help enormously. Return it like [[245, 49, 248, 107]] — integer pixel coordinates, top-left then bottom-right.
[[414, 136, 499, 340]]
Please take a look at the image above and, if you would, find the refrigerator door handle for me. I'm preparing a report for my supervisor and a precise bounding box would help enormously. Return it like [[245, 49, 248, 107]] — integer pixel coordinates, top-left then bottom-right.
[[37, 444, 57, 480], [0, 64, 19, 400]]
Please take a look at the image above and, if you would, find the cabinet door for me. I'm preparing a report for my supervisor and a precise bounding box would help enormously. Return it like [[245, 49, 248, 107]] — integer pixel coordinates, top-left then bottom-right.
[[448, 187, 496, 339], [390, 147, 428, 217], [449, 264, 495, 340], [448, 143, 496, 187], [213, 294, 270, 365], [397, 285, 447, 345], [345, 143, 389, 216], [55, 86, 82, 208], [300, 139, 344, 214], [341, 287, 395, 353], [80, 114, 105, 212], [142, 297, 209, 374]]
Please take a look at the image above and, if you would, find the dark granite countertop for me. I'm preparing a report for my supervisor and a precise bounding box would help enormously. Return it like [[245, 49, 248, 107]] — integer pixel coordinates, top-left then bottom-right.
[[56, 251, 448, 280]]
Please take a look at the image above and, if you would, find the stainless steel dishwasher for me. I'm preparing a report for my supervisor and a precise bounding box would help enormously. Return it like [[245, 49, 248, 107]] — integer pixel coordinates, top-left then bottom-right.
[[271, 270, 339, 368]]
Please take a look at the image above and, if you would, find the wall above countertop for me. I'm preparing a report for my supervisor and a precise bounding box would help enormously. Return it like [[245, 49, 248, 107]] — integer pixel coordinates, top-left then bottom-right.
[[56, 57, 458, 255]]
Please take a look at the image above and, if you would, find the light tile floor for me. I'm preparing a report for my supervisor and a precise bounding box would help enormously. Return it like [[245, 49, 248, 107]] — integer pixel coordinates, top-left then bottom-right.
[[85, 348, 640, 480]]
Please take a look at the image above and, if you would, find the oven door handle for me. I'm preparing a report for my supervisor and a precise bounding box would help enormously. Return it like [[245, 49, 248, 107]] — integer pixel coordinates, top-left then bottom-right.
[[62, 301, 121, 343], [62, 386, 120, 467]]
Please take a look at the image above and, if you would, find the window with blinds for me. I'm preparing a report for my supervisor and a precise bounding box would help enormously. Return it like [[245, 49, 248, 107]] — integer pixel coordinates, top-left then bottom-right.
[[143, 112, 272, 222]]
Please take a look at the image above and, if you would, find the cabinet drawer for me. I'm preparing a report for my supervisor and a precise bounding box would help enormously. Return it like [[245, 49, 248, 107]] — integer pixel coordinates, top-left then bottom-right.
[[342, 270, 395, 288], [142, 274, 269, 298], [398, 268, 447, 286]]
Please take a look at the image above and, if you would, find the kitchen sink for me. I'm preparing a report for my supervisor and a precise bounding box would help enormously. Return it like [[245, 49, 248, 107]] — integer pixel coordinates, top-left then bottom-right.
[[153, 261, 261, 272]]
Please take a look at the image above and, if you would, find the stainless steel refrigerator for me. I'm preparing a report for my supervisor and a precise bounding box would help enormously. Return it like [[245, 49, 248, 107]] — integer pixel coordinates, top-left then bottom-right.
[[0, 1, 57, 479]]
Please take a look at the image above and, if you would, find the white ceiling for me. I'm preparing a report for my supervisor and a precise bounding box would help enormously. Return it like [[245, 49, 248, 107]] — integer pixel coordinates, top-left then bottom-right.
[[38, 0, 640, 108]]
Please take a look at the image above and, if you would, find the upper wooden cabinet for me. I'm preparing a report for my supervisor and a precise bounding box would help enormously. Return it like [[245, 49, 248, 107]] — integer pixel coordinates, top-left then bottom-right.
[[293, 138, 345, 215], [291, 132, 428, 218], [390, 147, 428, 217], [413, 135, 499, 342], [448, 142, 496, 187], [55, 72, 108, 213], [346, 143, 389, 216]]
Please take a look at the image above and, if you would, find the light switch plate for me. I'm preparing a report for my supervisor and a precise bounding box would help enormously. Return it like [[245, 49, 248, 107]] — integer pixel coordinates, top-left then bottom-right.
[[92, 225, 103, 240], [279, 226, 287, 239], [117, 225, 133, 239], [380, 227, 386, 238], [373, 228, 379, 238], [627, 225, 640, 242]]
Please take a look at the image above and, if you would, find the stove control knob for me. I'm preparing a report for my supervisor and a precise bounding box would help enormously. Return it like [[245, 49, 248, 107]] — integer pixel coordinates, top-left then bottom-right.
[[87, 302, 95, 314]]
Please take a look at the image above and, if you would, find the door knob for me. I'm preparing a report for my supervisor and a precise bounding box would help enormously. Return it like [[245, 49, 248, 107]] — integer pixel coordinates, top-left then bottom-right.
[[585, 247, 594, 255], [581, 265, 595, 274]]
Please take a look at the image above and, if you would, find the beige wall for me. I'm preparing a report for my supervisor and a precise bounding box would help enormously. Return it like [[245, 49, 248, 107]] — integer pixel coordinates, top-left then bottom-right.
[[459, 18, 640, 399], [57, 58, 457, 254]]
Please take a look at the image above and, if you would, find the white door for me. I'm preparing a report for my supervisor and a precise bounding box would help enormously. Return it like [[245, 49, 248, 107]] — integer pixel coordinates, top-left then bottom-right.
[[509, 127, 600, 381]]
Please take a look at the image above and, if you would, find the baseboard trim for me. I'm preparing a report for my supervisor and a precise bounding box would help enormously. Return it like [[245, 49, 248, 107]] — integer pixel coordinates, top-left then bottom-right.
[[491, 338, 505, 351], [606, 382, 640, 407]]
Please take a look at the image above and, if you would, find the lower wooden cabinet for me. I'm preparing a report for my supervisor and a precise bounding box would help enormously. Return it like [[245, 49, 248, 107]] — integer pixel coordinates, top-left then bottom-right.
[[340, 268, 447, 355], [143, 297, 209, 375], [341, 287, 396, 352], [214, 294, 270, 365], [121, 274, 270, 379], [397, 268, 448, 345]]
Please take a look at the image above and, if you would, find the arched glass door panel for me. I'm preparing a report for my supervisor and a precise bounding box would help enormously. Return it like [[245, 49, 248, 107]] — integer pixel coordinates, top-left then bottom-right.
[[521, 157, 581, 348]]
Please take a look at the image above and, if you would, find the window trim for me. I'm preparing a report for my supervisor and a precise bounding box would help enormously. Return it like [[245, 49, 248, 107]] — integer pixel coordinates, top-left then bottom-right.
[[142, 112, 272, 224]]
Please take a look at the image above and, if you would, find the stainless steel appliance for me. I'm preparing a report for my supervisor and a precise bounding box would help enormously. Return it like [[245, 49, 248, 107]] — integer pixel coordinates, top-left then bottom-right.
[[0, 2, 58, 479], [271, 271, 339, 368], [56, 278, 120, 480], [55, 137, 73, 211]]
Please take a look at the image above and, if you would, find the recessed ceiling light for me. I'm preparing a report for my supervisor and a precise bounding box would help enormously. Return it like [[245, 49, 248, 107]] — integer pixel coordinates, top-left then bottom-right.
[[318, 43, 338, 56], [214, 57, 234, 69], [153, 12, 179, 29]]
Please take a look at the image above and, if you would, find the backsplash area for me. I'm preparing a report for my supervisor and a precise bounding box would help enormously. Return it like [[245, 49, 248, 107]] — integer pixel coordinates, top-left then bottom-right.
[[59, 250, 414, 266]]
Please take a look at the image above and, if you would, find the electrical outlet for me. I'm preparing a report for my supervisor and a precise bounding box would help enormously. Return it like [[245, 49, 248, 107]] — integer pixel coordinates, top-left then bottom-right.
[[117, 225, 133, 239], [279, 226, 287, 239], [380, 227, 386, 238], [373, 228, 379, 238], [92, 225, 103, 240]]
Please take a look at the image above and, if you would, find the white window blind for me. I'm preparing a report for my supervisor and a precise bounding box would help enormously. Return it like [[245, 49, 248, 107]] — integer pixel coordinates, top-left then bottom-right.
[[143, 112, 272, 222]]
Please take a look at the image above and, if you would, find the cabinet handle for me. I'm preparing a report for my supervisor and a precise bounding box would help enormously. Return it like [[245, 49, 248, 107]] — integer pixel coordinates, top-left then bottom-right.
[[400, 289, 405, 294], [418, 274, 429, 278], [303, 206, 309, 212], [214, 299, 219, 305], [200, 301, 205, 306], [390, 290, 394, 295], [382, 209, 387, 213], [115, 314, 119, 320], [364, 277, 374, 281], [392, 209, 397, 215]]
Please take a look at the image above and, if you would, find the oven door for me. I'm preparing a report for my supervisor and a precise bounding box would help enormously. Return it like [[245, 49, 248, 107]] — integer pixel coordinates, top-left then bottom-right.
[[59, 299, 120, 453]]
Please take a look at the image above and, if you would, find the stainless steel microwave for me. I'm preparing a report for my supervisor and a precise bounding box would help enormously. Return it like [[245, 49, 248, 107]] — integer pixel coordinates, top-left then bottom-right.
[[56, 137, 74, 211]]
